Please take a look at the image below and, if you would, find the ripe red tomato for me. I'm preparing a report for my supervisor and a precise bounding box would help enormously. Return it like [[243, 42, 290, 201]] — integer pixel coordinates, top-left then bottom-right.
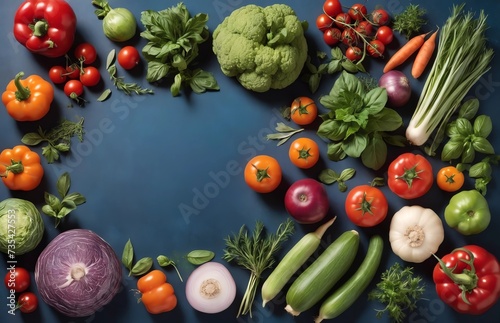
[[323, 27, 342, 46], [345, 46, 362, 62], [367, 39, 385, 57], [334, 13, 352, 29], [316, 13, 333, 31], [323, 0, 342, 18], [118, 46, 141, 70], [372, 8, 390, 26], [79, 66, 101, 87], [290, 96, 318, 125], [65, 63, 80, 79], [288, 137, 320, 169], [4, 267, 30, 293], [18, 292, 38, 313], [74, 43, 97, 65], [345, 185, 388, 227], [48, 66, 67, 84], [64, 80, 84, 98], [341, 28, 357, 46], [348, 4, 367, 21], [388, 152, 434, 199], [375, 26, 394, 45], [356, 20, 374, 36], [244, 155, 282, 193]]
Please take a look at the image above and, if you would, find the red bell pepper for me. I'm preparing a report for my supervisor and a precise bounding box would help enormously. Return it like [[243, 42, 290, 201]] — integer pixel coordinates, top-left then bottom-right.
[[433, 245, 500, 315], [13, 0, 77, 58]]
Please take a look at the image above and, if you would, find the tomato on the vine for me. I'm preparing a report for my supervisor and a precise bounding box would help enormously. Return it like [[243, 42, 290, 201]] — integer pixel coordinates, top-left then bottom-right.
[[437, 166, 465, 192], [367, 39, 385, 57], [290, 96, 318, 125], [4, 267, 30, 293], [341, 28, 358, 46], [79, 66, 101, 87], [372, 8, 390, 26], [65, 64, 80, 79], [323, 27, 342, 46], [323, 0, 342, 18], [348, 4, 367, 21], [346, 46, 362, 62], [388, 152, 434, 199], [74, 43, 97, 65], [316, 13, 333, 31], [345, 184, 388, 227], [48, 66, 67, 84], [375, 25, 394, 45], [334, 13, 351, 29], [244, 155, 282, 193], [64, 80, 84, 98], [288, 137, 320, 169], [18, 292, 38, 313], [118, 46, 141, 70], [356, 20, 373, 37]]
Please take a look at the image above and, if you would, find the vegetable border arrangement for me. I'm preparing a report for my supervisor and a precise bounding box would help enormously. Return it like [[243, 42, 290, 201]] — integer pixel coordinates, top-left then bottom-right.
[[1, 0, 499, 322]]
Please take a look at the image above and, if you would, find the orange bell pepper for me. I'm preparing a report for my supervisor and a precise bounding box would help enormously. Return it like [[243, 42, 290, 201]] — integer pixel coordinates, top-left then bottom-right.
[[137, 270, 177, 314], [0, 145, 44, 191], [2, 71, 54, 121]]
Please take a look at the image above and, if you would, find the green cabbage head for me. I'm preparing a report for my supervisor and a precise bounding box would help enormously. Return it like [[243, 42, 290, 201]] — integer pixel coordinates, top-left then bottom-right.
[[0, 198, 44, 255]]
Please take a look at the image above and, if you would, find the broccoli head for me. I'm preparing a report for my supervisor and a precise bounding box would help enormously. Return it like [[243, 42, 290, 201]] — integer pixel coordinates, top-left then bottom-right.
[[212, 4, 308, 92]]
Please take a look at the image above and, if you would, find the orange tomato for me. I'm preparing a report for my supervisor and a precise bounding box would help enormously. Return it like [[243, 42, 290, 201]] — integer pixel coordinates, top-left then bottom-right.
[[244, 155, 282, 193], [290, 97, 318, 125], [137, 270, 177, 314], [288, 137, 320, 169], [436, 166, 464, 192]]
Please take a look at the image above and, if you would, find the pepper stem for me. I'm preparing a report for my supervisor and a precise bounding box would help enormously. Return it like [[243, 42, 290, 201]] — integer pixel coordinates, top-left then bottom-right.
[[13, 72, 31, 101], [32, 20, 49, 37], [1, 160, 24, 178]]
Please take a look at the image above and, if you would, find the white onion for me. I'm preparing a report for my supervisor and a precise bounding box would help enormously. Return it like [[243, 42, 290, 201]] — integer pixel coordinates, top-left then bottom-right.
[[34, 229, 122, 317], [185, 262, 236, 314]]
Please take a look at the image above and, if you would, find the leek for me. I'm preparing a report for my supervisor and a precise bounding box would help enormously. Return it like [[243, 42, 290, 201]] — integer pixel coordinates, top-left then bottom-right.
[[406, 4, 494, 153]]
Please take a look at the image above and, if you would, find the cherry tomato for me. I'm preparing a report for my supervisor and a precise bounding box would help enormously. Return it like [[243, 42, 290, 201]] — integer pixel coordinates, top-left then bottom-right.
[[74, 43, 97, 65], [288, 137, 320, 169], [348, 4, 367, 21], [79, 66, 101, 87], [375, 26, 394, 45], [356, 20, 374, 37], [4, 267, 30, 293], [65, 64, 80, 79], [367, 39, 385, 57], [345, 46, 363, 62], [436, 166, 465, 192], [48, 66, 67, 84], [372, 8, 390, 26], [345, 185, 388, 227], [64, 80, 84, 98], [290, 96, 318, 125], [388, 152, 434, 199], [18, 292, 38, 313], [334, 13, 352, 29], [341, 28, 358, 46], [118, 46, 141, 70], [323, 0, 343, 18], [323, 27, 342, 46], [316, 13, 333, 31], [244, 155, 282, 193]]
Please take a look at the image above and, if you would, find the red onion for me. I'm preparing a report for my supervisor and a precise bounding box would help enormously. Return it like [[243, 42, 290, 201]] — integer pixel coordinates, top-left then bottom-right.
[[34, 229, 122, 317], [185, 262, 236, 313], [284, 179, 329, 224], [378, 70, 412, 108]]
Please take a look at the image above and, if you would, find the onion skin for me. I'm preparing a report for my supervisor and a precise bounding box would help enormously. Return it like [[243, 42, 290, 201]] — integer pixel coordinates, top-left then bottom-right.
[[34, 229, 122, 317], [284, 179, 330, 224], [378, 71, 411, 108], [103, 8, 137, 42]]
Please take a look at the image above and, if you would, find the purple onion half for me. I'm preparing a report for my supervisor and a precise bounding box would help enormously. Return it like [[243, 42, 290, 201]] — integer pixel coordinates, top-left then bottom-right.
[[34, 229, 122, 317]]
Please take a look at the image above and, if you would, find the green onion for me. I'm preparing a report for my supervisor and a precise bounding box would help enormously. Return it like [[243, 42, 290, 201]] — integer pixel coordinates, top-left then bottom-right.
[[406, 4, 494, 153]]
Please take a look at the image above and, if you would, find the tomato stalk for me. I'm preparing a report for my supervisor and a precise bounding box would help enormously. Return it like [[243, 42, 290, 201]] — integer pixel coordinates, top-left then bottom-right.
[[252, 164, 271, 182], [395, 165, 423, 188]]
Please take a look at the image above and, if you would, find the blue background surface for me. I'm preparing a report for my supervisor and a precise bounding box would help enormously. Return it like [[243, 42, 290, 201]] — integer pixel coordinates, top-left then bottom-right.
[[1, 0, 500, 322]]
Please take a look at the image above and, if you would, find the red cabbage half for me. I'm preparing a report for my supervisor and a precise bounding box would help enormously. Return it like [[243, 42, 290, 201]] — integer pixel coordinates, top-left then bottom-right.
[[34, 229, 122, 317]]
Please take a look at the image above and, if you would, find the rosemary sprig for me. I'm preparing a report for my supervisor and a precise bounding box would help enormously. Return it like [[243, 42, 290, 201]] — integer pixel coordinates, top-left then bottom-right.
[[223, 219, 295, 317], [106, 49, 154, 95]]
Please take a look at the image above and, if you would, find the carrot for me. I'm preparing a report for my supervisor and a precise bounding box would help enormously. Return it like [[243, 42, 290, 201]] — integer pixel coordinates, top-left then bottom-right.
[[411, 29, 439, 78], [383, 33, 427, 73]]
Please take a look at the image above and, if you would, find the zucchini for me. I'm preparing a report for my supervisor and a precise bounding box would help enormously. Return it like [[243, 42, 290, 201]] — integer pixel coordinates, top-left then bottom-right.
[[284, 230, 359, 316], [315, 235, 384, 322], [261, 217, 336, 306]]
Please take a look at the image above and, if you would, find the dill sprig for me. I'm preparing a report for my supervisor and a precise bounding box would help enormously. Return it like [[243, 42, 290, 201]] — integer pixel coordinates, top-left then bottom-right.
[[393, 4, 427, 39], [223, 219, 295, 317]]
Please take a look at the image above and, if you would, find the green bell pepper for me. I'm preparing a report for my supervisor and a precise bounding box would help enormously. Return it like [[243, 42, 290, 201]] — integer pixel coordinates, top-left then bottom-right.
[[444, 190, 491, 235]]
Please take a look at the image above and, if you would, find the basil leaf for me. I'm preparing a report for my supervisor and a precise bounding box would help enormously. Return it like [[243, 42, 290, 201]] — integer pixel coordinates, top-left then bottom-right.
[[461, 142, 475, 163], [57, 172, 71, 198], [342, 133, 368, 158], [186, 250, 215, 265], [317, 119, 348, 141], [469, 161, 492, 178], [190, 70, 219, 93], [122, 239, 134, 271], [327, 142, 346, 161], [455, 118, 473, 136], [130, 257, 153, 276], [41, 205, 57, 217], [308, 73, 321, 94], [473, 115, 492, 138], [64, 192, 87, 205], [21, 132, 44, 145], [338, 168, 356, 181], [327, 60, 342, 74], [364, 87, 388, 115], [472, 137, 495, 155], [441, 139, 464, 161], [97, 89, 112, 102], [157, 255, 174, 267], [61, 199, 77, 210], [171, 73, 182, 97], [361, 133, 387, 171], [458, 98, 479, 120], [331, 47, 343, 60], [341, 60, 358, 73], [318, 169, 339, 185]]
